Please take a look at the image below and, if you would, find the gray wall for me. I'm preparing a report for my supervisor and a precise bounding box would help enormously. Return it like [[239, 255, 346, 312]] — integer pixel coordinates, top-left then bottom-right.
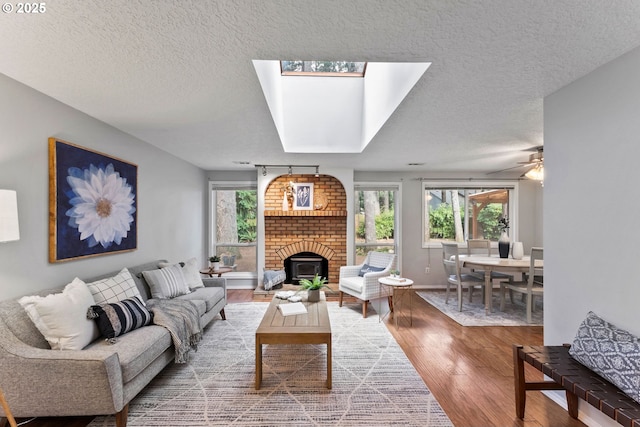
[[0, 74, 208, 300], [544, 44, 640, 427]]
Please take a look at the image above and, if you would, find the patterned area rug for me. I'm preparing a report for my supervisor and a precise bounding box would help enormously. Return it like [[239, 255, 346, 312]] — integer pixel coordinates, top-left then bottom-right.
[[89, 302, 453, 426], [417, 290, 543, 326]]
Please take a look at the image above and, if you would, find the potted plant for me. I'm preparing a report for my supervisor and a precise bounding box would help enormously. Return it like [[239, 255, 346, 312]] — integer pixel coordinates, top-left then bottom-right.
[[209, 255, 221, 270], [298, 274, 329, 302], [390, 269, 401, 278]]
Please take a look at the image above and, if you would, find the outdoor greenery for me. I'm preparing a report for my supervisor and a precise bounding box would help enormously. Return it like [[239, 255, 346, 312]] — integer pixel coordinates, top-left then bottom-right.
[[356, 210, 394, 240], [429, 202, 504, 240], [236, 190, 257, 243]]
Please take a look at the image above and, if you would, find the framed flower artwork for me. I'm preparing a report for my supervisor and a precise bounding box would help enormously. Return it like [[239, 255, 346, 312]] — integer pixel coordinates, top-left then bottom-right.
[[48, 138, 137, 262], [292, 182, 313, 210]]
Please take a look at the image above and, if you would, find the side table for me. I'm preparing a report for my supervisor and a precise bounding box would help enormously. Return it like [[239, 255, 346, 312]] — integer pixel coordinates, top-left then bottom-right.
[[378, 277, 414, 329], [199, 267, 233, 277]]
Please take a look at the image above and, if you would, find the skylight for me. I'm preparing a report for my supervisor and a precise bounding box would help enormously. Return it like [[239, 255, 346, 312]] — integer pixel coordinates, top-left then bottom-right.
[[281, 61, 366, 77]]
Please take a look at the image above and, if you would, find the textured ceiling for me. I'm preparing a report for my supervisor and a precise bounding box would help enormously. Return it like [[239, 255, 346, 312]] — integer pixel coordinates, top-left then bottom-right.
[[1, 0, 640, 175]]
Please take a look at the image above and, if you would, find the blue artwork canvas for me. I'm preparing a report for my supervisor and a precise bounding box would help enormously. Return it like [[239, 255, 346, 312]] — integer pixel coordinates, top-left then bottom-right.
[[293, 182, 313, 210], [49, 138, 137, 262]]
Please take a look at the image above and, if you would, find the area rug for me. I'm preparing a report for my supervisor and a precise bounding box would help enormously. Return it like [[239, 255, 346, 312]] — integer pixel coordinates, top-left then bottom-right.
[[89, 302, 453, 426], [417, 290, 543, 326]]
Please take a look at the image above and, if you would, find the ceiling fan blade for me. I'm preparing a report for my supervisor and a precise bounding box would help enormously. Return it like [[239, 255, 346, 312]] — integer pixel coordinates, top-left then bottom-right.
[[486, 163, 529, 175]]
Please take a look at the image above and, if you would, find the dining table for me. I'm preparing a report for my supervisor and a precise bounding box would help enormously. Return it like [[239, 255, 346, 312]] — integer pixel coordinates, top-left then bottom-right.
[[458, 255, 543, 314]]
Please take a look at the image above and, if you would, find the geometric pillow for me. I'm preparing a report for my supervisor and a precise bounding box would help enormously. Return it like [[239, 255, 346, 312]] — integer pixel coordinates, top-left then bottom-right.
[[85, 267, 145, 306], [88, 296, 153, 343], [569, 311, 640, 404], [18, 277, 99, 350], [142, 264, 190, 299]]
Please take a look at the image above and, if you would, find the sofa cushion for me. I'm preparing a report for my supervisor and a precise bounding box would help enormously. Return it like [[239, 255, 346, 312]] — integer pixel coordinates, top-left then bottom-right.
[[84, 324, 172, 383], [358, 263, 385, 276], [176, 287, 224, 313], [340, 276, 364, 293], [86, 267, 145, 306], [18, 278, 99, 350], [89, 297, 153, 341], [569, 311, 640, 404], [142, 264, 191, 299]]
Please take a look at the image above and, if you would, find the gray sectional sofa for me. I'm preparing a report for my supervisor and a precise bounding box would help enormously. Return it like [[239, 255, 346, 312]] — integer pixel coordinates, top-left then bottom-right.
[[0, 260, 226, 427]]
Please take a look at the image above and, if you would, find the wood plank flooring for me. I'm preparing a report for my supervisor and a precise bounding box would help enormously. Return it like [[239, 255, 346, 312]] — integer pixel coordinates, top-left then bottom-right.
[[11, 289, 585, 427]]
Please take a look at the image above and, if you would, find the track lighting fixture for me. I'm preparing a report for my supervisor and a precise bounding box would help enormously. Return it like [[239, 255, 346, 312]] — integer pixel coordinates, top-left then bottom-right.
[[255, 164, 320, 177], [262, 166, 267, 176]]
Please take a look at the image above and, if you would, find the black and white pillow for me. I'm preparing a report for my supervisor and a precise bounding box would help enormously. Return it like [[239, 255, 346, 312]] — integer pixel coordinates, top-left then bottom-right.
[[569, 311, 640, 404], [142, 264, 191, 299], [88, 296, 153, 342]]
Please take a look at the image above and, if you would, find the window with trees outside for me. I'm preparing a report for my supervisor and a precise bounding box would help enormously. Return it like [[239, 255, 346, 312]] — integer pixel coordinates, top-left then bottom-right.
[[422, 181, 517, 247], [210, 183, 257, 273], [354, 183, 400, 265]]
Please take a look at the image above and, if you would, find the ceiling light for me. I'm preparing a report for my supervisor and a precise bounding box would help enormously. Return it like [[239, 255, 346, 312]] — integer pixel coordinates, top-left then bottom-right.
[[525, 163, 544, 181]]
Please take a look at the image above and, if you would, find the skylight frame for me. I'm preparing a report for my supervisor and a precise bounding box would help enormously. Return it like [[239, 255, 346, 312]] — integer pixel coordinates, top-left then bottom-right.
[[280, 60, 367, 77]]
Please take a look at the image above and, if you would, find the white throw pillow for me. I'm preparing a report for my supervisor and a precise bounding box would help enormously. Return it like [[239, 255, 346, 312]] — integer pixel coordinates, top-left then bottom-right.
[[182, 258, 205, 289], [143, 264, 191, 299], [86, 267, 145, 305], [18, 278, 99, 350]]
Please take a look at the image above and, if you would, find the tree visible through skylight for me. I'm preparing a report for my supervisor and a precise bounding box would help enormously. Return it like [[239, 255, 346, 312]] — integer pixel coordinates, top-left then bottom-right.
[[281, 61, 366, 77]]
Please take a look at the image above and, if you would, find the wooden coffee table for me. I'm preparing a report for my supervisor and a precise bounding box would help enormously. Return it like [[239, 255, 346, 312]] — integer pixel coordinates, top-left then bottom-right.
[[255, 292, 332, 389]]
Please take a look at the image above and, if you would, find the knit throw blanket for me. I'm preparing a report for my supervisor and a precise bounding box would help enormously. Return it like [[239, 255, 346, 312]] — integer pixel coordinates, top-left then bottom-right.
[[146, 299, 202, 363]]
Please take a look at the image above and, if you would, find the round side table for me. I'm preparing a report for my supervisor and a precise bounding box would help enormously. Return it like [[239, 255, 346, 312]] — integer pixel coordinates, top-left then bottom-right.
[[378, 277, 414, 329]]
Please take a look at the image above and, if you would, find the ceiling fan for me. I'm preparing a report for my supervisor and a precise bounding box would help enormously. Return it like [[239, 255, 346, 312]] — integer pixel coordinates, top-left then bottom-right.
[[488, 146, 544, 180]]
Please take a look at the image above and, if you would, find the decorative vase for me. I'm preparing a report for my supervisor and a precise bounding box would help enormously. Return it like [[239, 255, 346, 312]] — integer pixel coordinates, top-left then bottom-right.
[[498, 231, 510, 259], [282, 191, 288, 211], [307, 289, 320, 302], [512, 241, 524, 260]]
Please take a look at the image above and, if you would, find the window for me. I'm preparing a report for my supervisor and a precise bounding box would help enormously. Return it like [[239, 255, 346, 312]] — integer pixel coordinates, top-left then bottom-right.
[[354, 183, 401, 265], [281, 60, 366, 77], [422, 181, 518, 247], [210, 182, 257, 273]]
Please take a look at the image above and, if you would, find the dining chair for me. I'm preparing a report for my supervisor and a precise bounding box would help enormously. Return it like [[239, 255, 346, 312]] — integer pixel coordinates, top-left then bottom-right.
[[442, 242, 484, 311], [499, 247, 543, 323]]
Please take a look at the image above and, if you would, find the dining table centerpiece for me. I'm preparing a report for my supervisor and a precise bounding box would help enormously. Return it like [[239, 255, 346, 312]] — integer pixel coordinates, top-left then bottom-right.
[[497, 216, 510, 258]]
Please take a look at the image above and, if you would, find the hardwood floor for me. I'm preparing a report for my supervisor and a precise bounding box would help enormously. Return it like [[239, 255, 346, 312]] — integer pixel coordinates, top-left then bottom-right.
[[12, 289, 585, 427]]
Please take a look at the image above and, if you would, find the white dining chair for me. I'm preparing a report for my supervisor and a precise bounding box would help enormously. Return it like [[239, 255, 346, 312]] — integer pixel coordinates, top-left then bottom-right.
[[442, 242, 484, 311], [499, 247, 543, 323]]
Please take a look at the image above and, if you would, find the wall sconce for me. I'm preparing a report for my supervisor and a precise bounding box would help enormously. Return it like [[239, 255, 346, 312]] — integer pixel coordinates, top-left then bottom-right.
[[0, 189, 20, 243]]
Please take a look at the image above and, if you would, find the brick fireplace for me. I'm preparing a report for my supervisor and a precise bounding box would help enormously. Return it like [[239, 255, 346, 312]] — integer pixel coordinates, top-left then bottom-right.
[[263, 174, 347, 284]]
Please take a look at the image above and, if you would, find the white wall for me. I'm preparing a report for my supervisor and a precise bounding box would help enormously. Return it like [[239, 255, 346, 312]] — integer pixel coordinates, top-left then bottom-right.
[[544, 45, 640, 427], [0, 74, 207, 300]]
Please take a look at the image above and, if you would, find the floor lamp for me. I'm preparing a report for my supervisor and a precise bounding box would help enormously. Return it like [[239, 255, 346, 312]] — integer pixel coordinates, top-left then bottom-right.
[[0, 388, 17, 427], [1, 189, 20, 426]]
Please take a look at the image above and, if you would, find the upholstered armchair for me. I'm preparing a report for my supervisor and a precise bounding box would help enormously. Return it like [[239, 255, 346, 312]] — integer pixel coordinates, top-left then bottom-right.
[[338, 251, 397, 318]]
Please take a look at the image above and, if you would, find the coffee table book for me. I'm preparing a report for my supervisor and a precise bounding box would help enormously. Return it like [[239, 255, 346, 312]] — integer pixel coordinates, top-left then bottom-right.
[[278, 302, 308, 316]]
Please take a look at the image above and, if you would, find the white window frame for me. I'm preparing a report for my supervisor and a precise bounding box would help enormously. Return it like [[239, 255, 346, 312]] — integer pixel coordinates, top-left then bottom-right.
[[353, 181, 402, 268], [421, 180, 519, 248], [209, 181, 258, 278]]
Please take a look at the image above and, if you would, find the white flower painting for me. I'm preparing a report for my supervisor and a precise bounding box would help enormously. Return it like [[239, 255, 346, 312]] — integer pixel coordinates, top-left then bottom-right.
[[49, 138, 137, 262]]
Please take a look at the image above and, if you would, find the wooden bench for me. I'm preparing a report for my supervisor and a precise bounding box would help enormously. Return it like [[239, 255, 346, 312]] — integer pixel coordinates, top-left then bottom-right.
[[513, 344, 640, 427]]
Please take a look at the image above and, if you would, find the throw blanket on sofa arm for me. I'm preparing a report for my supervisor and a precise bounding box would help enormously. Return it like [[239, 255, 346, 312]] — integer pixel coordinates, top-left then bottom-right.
[[146, 299, 202, 363]]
